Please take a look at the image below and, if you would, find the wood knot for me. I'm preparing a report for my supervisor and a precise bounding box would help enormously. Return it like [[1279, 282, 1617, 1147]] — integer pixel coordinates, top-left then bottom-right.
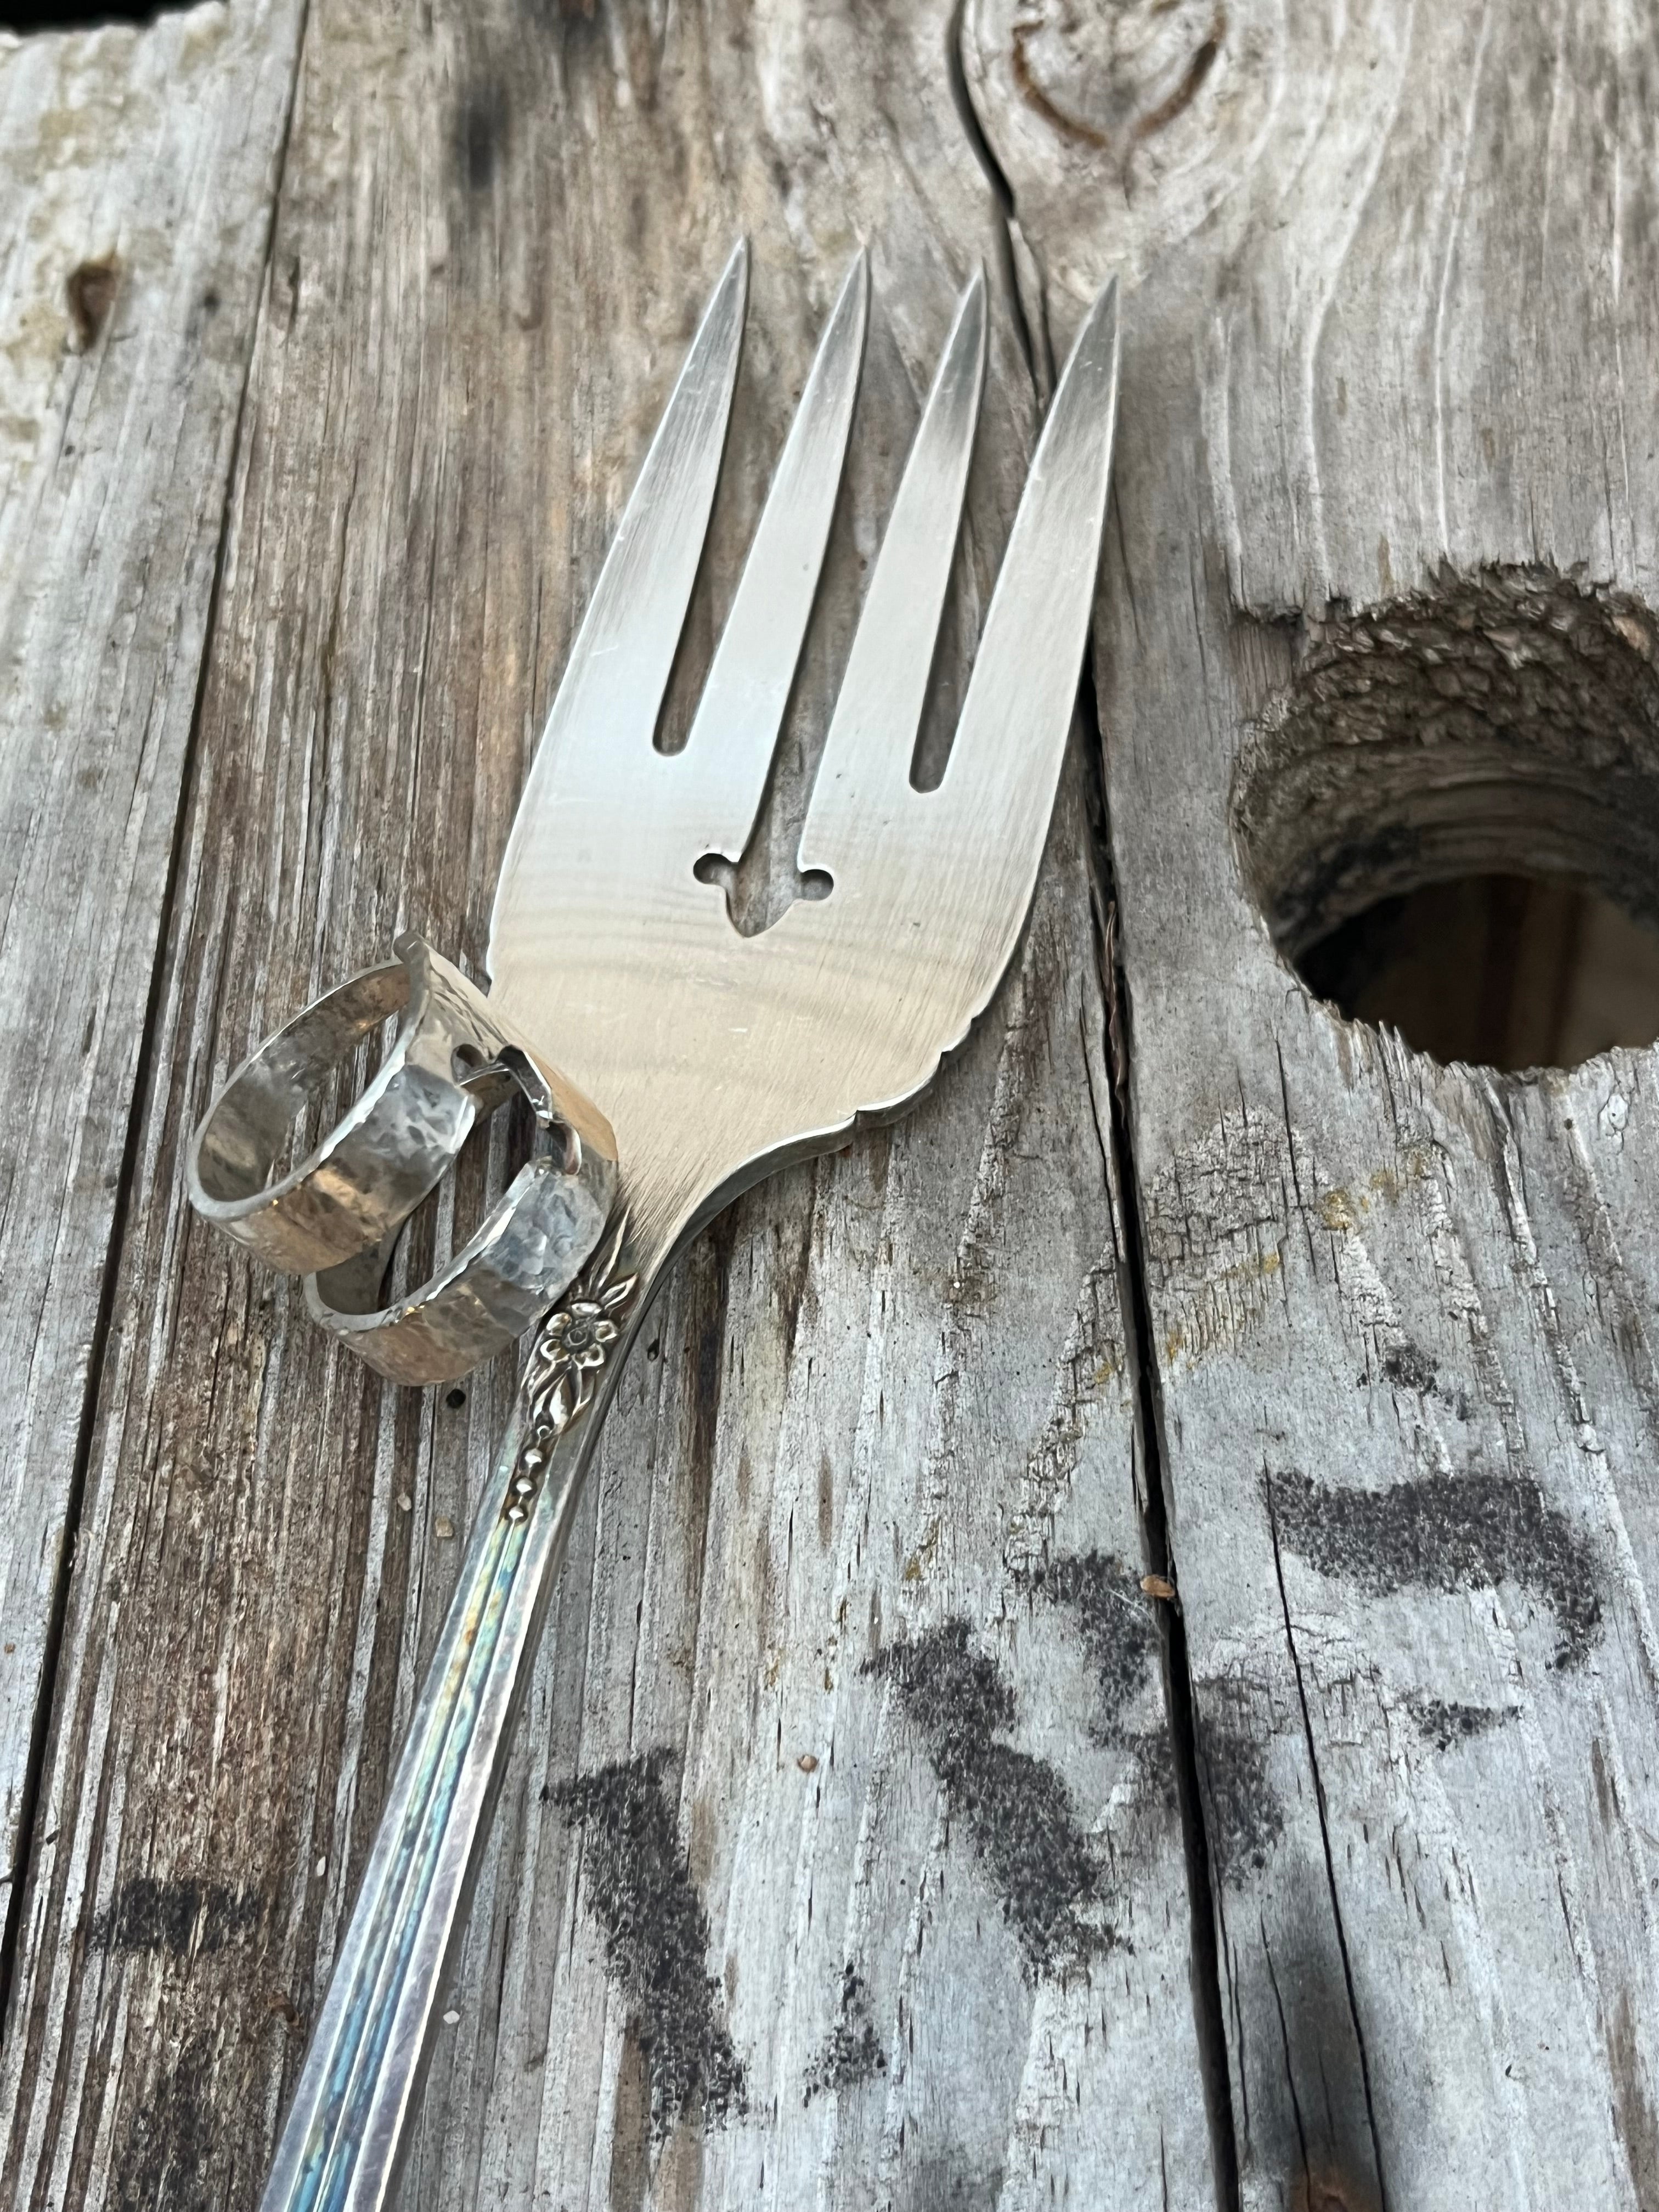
[[960, 0, 1283, 295], [1010, 0, 1226, 156]]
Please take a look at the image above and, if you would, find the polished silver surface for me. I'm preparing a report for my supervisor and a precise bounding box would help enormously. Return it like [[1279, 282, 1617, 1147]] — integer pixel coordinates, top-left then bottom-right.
[[190, 936, 476, 1278], [187, 241, 1120, 2212], [487, 258, 1120, 1271]]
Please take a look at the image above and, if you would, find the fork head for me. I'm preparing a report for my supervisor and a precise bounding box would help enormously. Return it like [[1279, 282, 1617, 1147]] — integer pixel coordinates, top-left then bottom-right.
[[487, 242, 1121, 1261]]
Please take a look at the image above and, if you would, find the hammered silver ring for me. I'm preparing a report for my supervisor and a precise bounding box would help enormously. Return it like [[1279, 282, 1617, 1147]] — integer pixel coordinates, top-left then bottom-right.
[[303, 1124, 616, 1385], [188, 934, 618, 1382]]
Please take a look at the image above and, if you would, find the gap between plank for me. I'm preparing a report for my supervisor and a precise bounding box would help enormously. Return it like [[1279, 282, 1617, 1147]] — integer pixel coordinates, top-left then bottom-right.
[[1264, 1469, 1392, 2211], [944, 13, 1246, 2193], [1080, 654, 1246, 2212], [0, 0, 314, 2044]]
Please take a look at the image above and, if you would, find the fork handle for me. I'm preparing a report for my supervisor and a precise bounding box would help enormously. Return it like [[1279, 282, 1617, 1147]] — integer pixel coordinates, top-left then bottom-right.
[[261, 1253, 654, 2212]]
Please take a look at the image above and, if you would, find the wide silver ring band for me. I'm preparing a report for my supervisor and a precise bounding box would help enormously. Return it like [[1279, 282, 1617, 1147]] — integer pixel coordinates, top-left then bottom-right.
[[187, 935, 617, 1382]]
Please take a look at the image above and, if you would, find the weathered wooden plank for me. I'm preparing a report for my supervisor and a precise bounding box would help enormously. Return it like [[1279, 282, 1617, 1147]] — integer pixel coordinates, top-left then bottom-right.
[[0, 3, 1215, 2206], [0, 0, 302, 1949], [965, 0, 1659, 2205]]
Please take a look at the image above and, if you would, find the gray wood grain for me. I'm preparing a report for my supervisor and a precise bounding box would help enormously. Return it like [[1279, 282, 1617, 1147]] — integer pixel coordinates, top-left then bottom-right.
[[964, 0, 1659, 2204], [0, 3, 1214, 2206], [0, 0, 302, 1939]]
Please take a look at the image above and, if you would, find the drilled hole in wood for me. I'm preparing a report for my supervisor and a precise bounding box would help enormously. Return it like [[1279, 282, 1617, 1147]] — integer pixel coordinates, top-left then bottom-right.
[[1233, 565, 1659, 1072], [1, 1, 180, 26]]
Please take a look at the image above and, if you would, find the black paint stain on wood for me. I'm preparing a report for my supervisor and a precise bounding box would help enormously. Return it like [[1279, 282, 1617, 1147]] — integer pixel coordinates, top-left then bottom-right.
[[1365, 1339, 1471, 1418], [1381, 1339, 1437, 1393], [1021, 1549, 1158, 1743], [1408, 1695, 1517, 1753], [66, 253, 120, 352], [111, 2033, 215, 2211], [1195, 1711, 1285, 1883], [88, 1874, 262, 1957], [866, 1620, 1116, 1978], [1124, 1720, 1181, 1814], [555, 1750, 746, 2138], [1271, 1468, 1602, 1668], [803, 1965, 885, 2102]]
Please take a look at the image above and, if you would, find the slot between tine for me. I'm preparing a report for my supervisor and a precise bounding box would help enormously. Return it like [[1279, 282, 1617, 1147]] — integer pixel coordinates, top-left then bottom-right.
[[675, 249, 871, 860], [488, 240, 749, 973]]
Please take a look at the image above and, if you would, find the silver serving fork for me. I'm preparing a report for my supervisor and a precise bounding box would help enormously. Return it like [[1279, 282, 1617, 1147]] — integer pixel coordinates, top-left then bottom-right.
[[188, 240, 1119, 2209]]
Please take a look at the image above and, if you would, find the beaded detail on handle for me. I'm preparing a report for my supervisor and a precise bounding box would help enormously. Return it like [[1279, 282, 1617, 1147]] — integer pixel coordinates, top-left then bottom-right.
[[503, 1216, 638, 1524]]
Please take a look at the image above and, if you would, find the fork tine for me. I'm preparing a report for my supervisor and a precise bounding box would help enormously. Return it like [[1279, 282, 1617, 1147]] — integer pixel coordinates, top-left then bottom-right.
[[927, 276, 1120, 990], [937, 278, 1118, 815], [797, 267, 986, 881], [674, 249, 869, 861], [489, 240, 748, 976]]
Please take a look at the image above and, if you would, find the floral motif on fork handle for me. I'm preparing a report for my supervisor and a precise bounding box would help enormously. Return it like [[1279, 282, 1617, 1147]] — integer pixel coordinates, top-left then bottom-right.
[[503, 1218, 637, 1523]]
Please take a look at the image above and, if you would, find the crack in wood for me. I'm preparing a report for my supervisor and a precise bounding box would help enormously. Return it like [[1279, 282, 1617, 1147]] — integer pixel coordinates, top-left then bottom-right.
[[1080, 653, 1245, 2209], [1265, 1479, 1390, 2212]]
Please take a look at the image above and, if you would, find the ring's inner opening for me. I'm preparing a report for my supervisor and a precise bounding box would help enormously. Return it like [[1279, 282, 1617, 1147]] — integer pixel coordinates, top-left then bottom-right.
[[195, 968, 409, 1204], [355, 1085, 537, 1316], [273, 1011, 404, 1192], [1233, 569, 1659, 1074]]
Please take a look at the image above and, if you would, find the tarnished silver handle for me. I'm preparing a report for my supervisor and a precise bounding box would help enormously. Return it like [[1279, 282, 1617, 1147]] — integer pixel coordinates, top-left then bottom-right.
[[261, 1218, 648, 2212], [187, 947, 644, 2202]]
